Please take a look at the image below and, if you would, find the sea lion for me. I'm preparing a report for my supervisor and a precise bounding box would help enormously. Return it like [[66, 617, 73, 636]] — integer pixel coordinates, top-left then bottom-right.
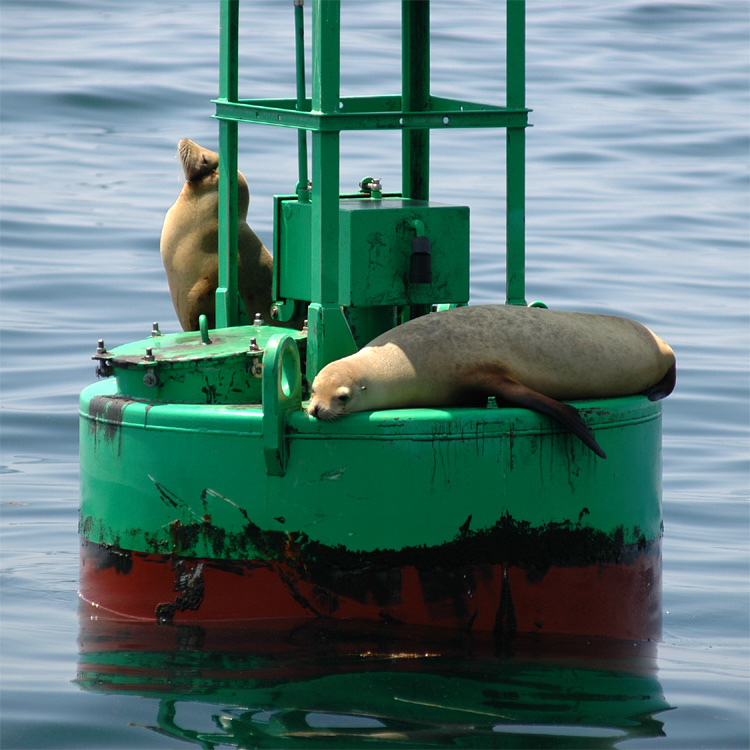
[[307, 305, 676, 458], [160, 138, 274, 331]]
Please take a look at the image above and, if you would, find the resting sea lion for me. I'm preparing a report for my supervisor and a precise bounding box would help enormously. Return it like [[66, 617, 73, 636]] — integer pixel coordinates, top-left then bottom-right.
[[308, 305, 676, 458], [160, 138, 274, 331]]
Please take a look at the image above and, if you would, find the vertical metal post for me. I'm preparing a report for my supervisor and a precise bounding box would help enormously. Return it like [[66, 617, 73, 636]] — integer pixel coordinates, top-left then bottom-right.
[[294, 0, 310, 202], [307, 0, 356, 379], [217, 0, 240, 327], [310, 0, 340, 305], [402, 0, 430, 201], [506, 0, 526, 306]]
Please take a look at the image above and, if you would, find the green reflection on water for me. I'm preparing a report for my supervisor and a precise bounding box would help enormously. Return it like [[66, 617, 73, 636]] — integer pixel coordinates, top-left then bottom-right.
[[75, 615, 671, 748]]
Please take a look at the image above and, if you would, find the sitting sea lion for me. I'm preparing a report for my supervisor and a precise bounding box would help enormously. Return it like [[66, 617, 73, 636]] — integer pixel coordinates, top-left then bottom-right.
[[307, 305, 676, 458], [160, 138, 274, 331]]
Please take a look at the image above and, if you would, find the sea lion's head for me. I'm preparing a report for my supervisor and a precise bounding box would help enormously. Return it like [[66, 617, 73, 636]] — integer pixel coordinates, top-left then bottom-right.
[[307, 358, 368, 420], [178, 138, 218, 182], [175, 138, 249, 217]]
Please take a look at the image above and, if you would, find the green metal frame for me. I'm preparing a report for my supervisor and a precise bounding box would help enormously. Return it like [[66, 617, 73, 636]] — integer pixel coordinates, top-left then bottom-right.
[[213, 0, 530, 372]]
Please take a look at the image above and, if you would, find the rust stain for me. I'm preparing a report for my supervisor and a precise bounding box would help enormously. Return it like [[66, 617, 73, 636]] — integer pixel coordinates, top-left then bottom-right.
[[155, 559, 205, 623], [87, 395, 136, 455]]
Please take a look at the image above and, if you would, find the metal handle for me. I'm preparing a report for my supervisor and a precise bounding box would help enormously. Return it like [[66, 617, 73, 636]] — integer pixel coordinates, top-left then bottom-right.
[[262, 334, 302, 475]]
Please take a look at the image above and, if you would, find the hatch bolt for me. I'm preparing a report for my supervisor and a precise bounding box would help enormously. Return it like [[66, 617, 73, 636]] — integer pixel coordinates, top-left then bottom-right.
[[253, 312, 264, 326], [150, 322, 162, 337], [92, 340, 112, 378], [143, 372, 160, 388], [248, 337, 260, 352], [144, 347, 155, 362]]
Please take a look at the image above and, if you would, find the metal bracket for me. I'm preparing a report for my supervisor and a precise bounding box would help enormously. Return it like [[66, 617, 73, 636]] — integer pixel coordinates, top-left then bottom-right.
[[262, 334, 303, 476]]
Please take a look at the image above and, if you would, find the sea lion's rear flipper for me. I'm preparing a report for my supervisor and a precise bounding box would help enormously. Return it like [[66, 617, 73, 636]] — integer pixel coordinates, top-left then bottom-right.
[[644, 363, 676, 401], [489, 378, 607, 459]]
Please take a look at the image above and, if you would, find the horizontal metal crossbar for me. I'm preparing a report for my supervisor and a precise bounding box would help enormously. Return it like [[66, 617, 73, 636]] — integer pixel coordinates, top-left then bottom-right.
[[213, 94, 530, 131]]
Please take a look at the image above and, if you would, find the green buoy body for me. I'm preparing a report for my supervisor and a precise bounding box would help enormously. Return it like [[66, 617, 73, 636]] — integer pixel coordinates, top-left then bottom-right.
[[80, 323, 662, 640]]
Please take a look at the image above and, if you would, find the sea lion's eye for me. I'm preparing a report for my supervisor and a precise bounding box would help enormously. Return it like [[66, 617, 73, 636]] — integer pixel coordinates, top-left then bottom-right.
[[336, 394, 349, 403]]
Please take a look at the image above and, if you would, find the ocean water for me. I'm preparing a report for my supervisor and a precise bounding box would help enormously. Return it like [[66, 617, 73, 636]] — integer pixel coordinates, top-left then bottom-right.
[[1, 1, 748, 748]]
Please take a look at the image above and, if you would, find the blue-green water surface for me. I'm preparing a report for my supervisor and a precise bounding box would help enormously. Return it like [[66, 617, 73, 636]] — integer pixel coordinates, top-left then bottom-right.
[[1, 1, 748, 748]]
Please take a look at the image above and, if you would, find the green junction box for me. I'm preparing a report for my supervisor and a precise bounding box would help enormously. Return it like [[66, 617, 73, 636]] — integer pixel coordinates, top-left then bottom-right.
[[275, 195, 470, 307]]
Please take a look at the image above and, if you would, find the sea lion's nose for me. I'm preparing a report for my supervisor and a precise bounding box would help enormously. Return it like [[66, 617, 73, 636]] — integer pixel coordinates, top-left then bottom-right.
[[309, 403, 320, 418]]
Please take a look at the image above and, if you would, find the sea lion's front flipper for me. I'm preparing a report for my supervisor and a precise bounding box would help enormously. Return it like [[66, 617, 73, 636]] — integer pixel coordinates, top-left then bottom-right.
[[488, 377, 607, 459]]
